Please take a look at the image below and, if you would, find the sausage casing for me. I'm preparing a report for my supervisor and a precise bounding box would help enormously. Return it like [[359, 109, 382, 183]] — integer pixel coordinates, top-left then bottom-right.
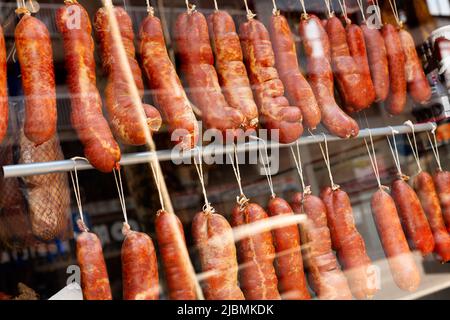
[[433, 170, 450, 232], [0, 26, 7, 143]]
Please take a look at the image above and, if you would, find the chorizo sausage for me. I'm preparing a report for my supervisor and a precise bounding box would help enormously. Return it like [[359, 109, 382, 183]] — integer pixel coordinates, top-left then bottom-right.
[[0, 25, 7, 143], [94, 6, 162, 146], [414, 172, 450, 262], [391, 178, 435, 255], [139, 13, 198, 150], [298, 15, 359, 138], [433, 170, 450, 232], [56, 2, 121, 173], [207, 10, 259, 130], [239, 17, 303, 144], [371, 188, 421, 291], [269, 13, 321, 130], [192, 211, 244, 300], [15, 14, 57, 145], [231, 202, 281, 300], [267, 196, 310, 300]]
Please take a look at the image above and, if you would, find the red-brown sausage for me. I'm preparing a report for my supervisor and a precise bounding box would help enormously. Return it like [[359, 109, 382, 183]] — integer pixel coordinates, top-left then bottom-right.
[[298, 15, 359, 138], [155, 210, 197, 300], [56, 2, 121, 173], [207, 10, 259, 130], [267, 196, 310, 300], [122, 226, 159, 300], [320, 187, 377, 299], [433, 170, 450, 232], [174, 10, 244, 137], [382, 24, 407, 115], [269, 13, 321, 130], [231, 202, 281, 300], [0, 25, 8, 143], [239, 17, 303, 144], [414, 172, 450, 262], [391, 178, 435, 255], [192, 211, 244, 300], [371, 188, 421, 291], [291, 192, 352, 300], [139, 13, 198, 150], [15, 14, 56, 145], [399, 29, 432, 104]]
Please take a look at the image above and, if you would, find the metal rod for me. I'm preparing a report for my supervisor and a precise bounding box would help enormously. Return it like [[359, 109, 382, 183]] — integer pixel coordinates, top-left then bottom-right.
[[2, 123, 436, 178]]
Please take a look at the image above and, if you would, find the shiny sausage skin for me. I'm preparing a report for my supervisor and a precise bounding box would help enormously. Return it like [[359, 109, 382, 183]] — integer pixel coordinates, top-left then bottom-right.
[[433, 170, 450, 232], [239, 18, 303, 144], [155, 210, 197, 300], [298, 15, 359, 138], [231, 202, 281, 300], [414, 172, 450, 262], [139, 14, 198, 150], [291, 192, 352, 300], [267, 196, 310, 300], [399, 29, 432, 104], [15, 14, 57, 145], [269, 13, 321, 130], [371, 189, 420, 291], [207, 10, 259, 130], [174, 11, 244, 137], [192, 211, 244, 300], [391, 179, 435, 255], [94, 6, 162, 146], [56, 3, 121, 173], [76, 230, 112, 300], [320, 187, 377, 299], [0, 26, 7, 143], [382, 24, 407, 115], [122, 229, 159, 300]]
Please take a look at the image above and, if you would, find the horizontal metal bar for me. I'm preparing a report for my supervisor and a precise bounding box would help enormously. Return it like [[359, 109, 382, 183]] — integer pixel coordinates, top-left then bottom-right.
[[2, 123, 436, 178]]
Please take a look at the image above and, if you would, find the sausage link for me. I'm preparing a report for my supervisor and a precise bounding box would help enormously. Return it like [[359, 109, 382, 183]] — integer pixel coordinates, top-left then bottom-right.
[[122, 228, 159, 300], [433, 170, 450, 232], [269, 13, 321, 129], [414, 172, 450, 262], [291, 192, 352, 300], [267, 196, 310, 300], [139, 14, 198, 150], [239, 18, 303, 144], [399, 29, 432, 104], [0, 26, 7, 143], [231, 202, 281, 300], [207, 10, 259, 130], [192, 211, 244, 300], [298, 15, 359, 138], [56, 2, 121, 172], [391, 179, 435, 255], [320, 187, 377, 299], [15, 14, 56, 145], [382, 24, 407, 115], [371, 189, 420, 291], [155, 210, 197, 300]]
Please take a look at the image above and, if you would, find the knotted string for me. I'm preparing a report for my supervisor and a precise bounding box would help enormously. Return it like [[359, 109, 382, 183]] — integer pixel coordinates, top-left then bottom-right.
[[290, 141, 311, 195], [386, 127, 407, 180], [193, 147, 214, 213], [69, 157, 88, 232], [362, 113, 382, 189], [145, 0, 154, 15], [185, 0, 196, 13], [243, 0, 256, 20], [229, 144, 249, 209], [404, 121, 423, 173], [356, 0, 366, 22], [113, 168, 131, 234], [272, 0, 279, 15], [213, 0, 218, 11], [338, 0, 350, 24], [308, 130, 339, 190], [388, 0, 402, 27], [250, 136, 275, 199], [15, 0, 30, 15], [426, 123, 442, 172], [323, 0, 334, 18]]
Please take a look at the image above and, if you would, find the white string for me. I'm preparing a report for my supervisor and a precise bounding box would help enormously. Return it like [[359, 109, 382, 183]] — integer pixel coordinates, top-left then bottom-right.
[[150, 162, 166, 211], [363, 114, 382, 188], [272, 0, 279, 15], [338, 0, 349, 23], [250, 136, 275, 199], [323, 0, 333, 18], [308, 130, 339, 190], [185, 0, 195, 13], [229, 144, 248, 204], [404, 121, 423, 173], [145, 0, 154, 15], [373, 0, 382, 24], [213, 0, 218, 11], [69, 157, 87, 227], [386, 127, 404, 179], [192, 148, 214, 213], [388, 0, 402, 27], [356, 0, 366, 22], [290, 141, 311, 195], [426, 124, 442, 171], [243, 0, 256, 19], [298, 0, 307, 16], [113, 168, 129, 225]]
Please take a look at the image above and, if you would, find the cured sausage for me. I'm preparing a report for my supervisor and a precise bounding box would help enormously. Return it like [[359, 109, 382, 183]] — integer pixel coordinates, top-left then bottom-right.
[[207, 10, 259, 130], [122, 225, 159, 300], [414, 172, 450, 262], [267, 196, 310, 300], [399, 29, 432, 104], [382, 24, 407, 115], [391, 178, 435, 255], [94, 6, 162, 146], [0, 25, 7, 143], [56, 1, 121, 173], [155, 210, 197, 300], [76, 221, 112, 300], [139, 13, 198, 149], [192, 211, 244, 300], [239, 17, 303, 144], [15, 14, 57, 145], [291, 192, 352, 300], [269, 13, 321, 129], [320, 187, 377, 299], [174, 10, 244, 137], [298, 15, 359, 138], [433, 170, 450, 232], [371, 188, 421, 291], [361, 23, 390, 102], [231, 202, 281, 300]]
